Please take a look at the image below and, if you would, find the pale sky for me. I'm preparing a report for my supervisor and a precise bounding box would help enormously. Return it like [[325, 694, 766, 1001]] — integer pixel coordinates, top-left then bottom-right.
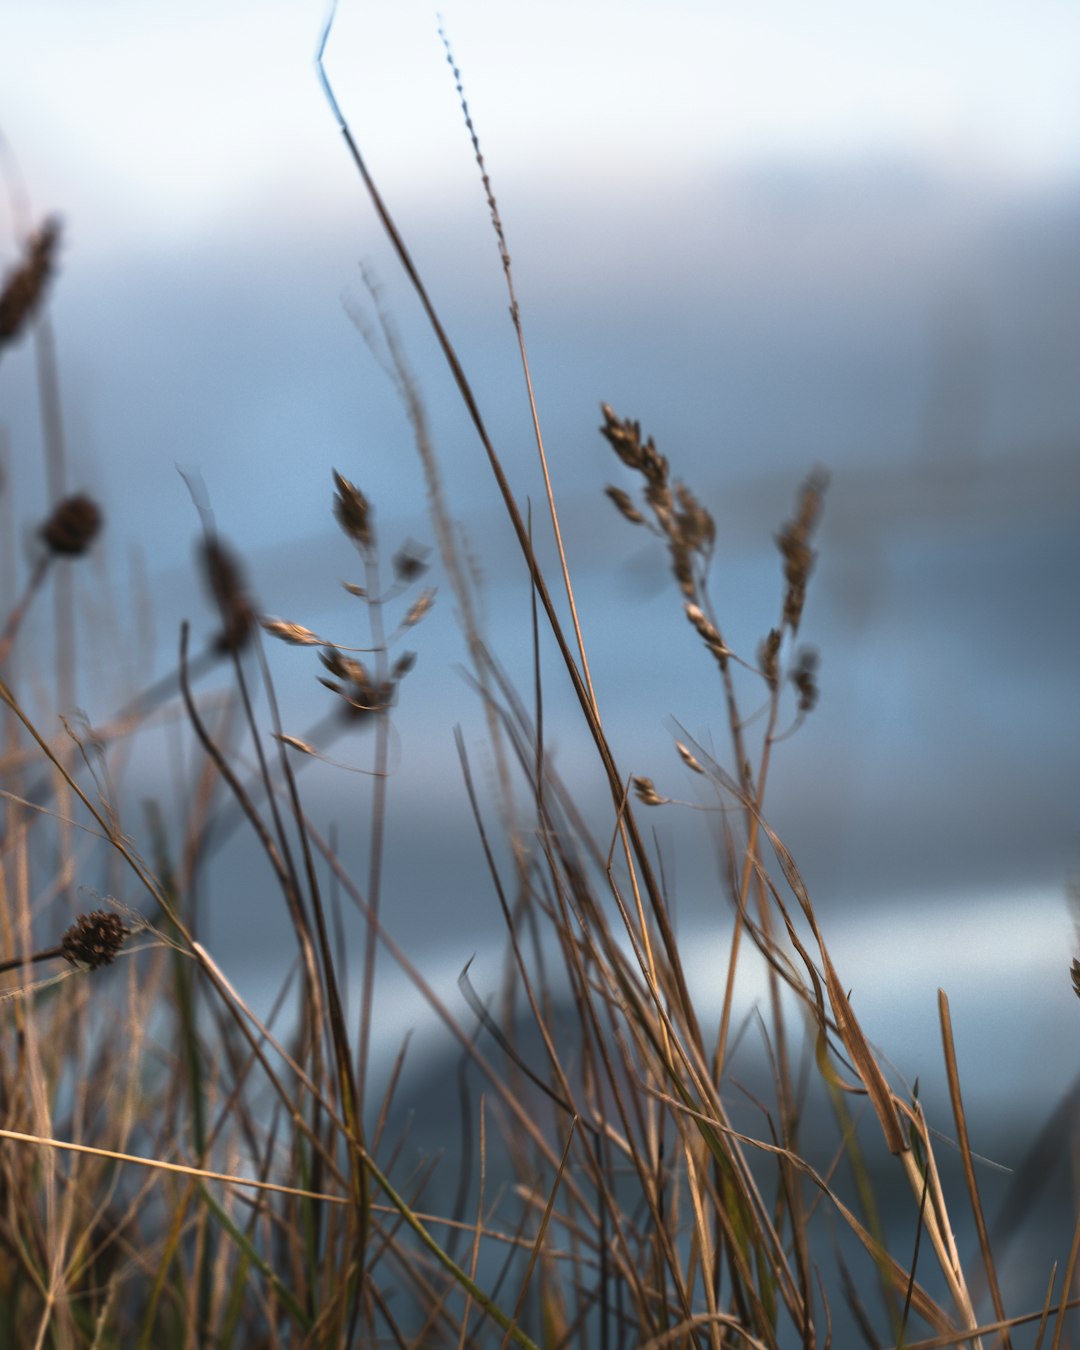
[[4, 1, 1080, 246]]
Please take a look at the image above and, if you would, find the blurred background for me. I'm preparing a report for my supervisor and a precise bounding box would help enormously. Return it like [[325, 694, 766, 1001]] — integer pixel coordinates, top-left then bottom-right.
[[2, 0, 1079, 1180]]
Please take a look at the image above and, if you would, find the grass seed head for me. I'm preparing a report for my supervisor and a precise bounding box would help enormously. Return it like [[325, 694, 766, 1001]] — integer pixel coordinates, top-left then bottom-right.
[[675, 740, 704, 774], [673, 481, 715, 558], [669, 540, 695, 598], [333, 469, 374, 553], [272, 733, 318, 756], [790, 645, 821, 713], [0, 216, 62, 349], [200, 537, 256, 653], [777, 467, 829, 633], [260, 617, 324, 646], [392, 650, 416, 678], [600, 404, 668, 484], [685, 602, 730, 669], [633, 775, 664, 806], [604, 485, 646, 527], [320, 647, 368, 686], [319, 646, 387, 720], [758, 627, 782, 690], [402, 587, 435, 628]]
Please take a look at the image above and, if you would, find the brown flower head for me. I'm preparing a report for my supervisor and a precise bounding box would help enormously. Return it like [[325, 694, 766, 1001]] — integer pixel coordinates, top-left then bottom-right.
[[61, 911, 127, 970], [41, 494, 103, 557]]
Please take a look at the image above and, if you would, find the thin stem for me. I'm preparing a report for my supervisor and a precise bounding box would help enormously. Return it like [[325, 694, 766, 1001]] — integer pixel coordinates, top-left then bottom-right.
[[0, 553, 50, 668], [0, 943, 63, 976], [316, 7, 703, 1058]]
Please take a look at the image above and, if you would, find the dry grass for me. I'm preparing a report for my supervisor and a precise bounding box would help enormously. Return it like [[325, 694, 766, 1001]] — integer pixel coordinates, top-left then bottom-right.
[[0, 10, 1075, 1348]]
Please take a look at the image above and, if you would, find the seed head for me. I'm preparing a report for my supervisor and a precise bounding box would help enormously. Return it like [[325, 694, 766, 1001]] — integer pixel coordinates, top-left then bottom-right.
[[41, 494, 103, 557], [632, 775, 665, 806], [776, 468, 828, 633], [0, 217, 62, 350], [391, 650, 416, 678], [333, 470, 374, 553], [61, 910, 127, 970], [790, 645, 820, 714], [685, 602, 730, 670], [392, 540, 430, 583], [599, 404, 668, 484], [200, 537, 256, 653], [319, 647, 389, 721], [675, 741, 704, 774], [758, 628, 782, 690], [402, 588, 435, 628], [260, 617, 324, 646], [604, 485, 647, 527]]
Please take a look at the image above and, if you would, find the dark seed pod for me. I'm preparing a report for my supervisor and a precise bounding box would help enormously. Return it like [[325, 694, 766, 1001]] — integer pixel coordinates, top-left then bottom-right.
[[790, 645, 821, 714], [776, 468, 828, 634], [41, 494, 103, 557], [333, 470, 374, 553], [392, 650, 416, 679], [200, 537, 256, 653], [392, 540, 429, 583], [758, 628, 782, 691], [61, 910, 127, 970], [0, 217, 62, 350]]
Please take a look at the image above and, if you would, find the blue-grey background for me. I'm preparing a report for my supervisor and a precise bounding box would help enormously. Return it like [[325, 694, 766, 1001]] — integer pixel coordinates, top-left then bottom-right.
[[2, 0, 1079, 1163]]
